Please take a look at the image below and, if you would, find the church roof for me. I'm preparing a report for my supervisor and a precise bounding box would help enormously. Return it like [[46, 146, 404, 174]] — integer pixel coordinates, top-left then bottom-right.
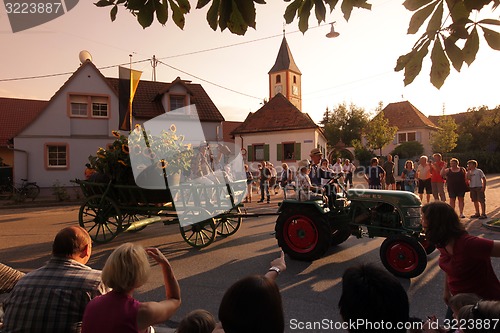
[[268, 36, 301, 75], [231, 93, 317, 135]]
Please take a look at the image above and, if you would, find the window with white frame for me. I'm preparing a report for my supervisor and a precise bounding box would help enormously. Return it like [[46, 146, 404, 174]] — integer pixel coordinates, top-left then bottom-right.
[[169, 95, 185, 111], [254, 144, 265, 161], [69, 94, 109, 118], [398, 132, 417, 143], [46, 144, 68, 168]]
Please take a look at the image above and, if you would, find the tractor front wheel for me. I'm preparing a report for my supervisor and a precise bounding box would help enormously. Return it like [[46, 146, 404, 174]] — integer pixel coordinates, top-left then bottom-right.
[[380, 235, 427, 278]]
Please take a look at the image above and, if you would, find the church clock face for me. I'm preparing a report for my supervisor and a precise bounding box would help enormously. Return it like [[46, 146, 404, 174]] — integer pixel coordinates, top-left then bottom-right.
[[275, 84, 283, 95], [292, 85, 299, 96]]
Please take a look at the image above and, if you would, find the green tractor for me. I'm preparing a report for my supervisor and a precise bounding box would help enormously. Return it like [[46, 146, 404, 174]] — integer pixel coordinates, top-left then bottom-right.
[[275, 180, 433, 278]]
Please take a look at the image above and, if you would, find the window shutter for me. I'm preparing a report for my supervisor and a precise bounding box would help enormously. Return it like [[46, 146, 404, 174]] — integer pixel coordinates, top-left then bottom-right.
[[264, 144, 270, 161], [277, 144, 283, 161], [416, 132, 421, 142], [247, 145, 254, 162], [294, 143, 301, 160]]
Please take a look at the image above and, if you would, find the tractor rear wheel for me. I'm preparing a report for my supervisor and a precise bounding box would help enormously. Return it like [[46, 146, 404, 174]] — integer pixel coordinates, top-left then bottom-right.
[[275, 207, 331, 261]]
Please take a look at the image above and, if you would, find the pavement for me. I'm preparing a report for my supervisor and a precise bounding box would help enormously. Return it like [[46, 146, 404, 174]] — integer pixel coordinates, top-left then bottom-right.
[[2, 174, 499, 333]]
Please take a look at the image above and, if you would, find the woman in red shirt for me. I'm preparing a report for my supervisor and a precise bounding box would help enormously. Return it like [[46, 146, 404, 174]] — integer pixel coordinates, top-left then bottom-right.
[[421, 202, 500, 317]]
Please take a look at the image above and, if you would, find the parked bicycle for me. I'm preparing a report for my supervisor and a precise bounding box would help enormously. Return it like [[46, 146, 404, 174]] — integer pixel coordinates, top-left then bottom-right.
[[0, 177, 40, 201]]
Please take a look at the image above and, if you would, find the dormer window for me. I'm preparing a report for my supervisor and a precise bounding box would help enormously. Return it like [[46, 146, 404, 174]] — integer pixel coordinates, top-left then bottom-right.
[[169, 95, 186, 111]]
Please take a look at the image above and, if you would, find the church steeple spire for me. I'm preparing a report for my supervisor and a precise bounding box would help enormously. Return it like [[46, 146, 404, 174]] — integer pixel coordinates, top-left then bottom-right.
[[268, 36, 302, 111]]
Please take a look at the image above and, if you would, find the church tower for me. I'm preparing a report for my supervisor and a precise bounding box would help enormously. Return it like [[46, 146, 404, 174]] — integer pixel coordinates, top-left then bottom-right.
[[268, 36, 302, 111]]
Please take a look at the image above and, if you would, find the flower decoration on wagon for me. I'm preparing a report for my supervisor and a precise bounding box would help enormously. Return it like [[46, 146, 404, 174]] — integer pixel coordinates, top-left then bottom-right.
[[128, 124, 194, 188], [88, 125, 193, 186]]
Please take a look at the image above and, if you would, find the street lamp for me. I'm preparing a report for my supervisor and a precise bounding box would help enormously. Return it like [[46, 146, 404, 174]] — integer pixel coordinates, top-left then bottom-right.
[[326, 22, 340, 38]]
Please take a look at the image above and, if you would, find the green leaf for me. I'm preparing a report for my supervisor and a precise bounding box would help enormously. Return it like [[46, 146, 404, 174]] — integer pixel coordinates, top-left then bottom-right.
[[127, 0, 147, 11], [168, 0, 185, 29], [196, 0, 211, 8], [426, 0, 443, 36], [403, 39, 431, 85], [110, 4, 118, 20], [445, 0, 469, 23], [137, 0, 155, 28], [314, 0, 326, 23], [206, 0, 220, 30], [395, 51, 414, 72], [325, 0, 339, 11], [478, 19, 500, 26], [481, 26, 500, 50], [94, 0, 114, 7], [407, 1, 438, 35], [219, 0, 232, 31], [227, 0, 248, 35], [443, 36, 464, 71], [284, 0, 302, 23], [341, 0, 354, 21], [464, 0, 490, 11], [176, 0, 191, 14], [155, 0, 168, 24], [462, 26, 479, 66], [430, 38, 450, 89], [298, 0, 313, 33], [403, 0, 433, 11], [234, 0, 257, 29]]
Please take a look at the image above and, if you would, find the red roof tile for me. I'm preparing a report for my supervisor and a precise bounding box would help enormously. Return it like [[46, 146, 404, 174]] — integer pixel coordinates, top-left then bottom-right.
[[222, 121, 242, 142], [232, 93, 318, 134], [382, 101, 438, 130], [0, 97, 48, 147], [106, 77, 224, 122]]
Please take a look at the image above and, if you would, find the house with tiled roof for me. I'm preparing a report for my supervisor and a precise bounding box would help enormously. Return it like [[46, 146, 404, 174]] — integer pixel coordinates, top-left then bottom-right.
[[232, 36, 327, 172], [0, 97, 48, 167], [9, 59, 224, 187], [368, 101, 439, 157]]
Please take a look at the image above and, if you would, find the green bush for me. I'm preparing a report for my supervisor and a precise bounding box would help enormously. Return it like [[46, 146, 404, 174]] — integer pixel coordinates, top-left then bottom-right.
[[390, 141, 424, 159], [443, 152, 500, 174]]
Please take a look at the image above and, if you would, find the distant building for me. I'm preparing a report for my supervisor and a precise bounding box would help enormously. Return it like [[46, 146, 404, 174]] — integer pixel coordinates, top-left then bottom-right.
[[232, 36, 327, 172], [365, 101, 439, 157], [5, 59, 224, 187]]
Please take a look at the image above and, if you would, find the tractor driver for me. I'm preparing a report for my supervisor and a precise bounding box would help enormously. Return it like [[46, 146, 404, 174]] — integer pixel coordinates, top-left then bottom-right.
[[309, 148, 323, 187]]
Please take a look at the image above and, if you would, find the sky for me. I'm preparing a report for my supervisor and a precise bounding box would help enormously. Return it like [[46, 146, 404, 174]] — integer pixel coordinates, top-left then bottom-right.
[[1, 0, 499, 124]]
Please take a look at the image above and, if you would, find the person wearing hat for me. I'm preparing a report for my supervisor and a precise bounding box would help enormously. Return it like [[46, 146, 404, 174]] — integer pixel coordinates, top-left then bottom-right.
[[309, 148, 323, 187], [84, 163, 96, 180], [296, 160, 323, 201]]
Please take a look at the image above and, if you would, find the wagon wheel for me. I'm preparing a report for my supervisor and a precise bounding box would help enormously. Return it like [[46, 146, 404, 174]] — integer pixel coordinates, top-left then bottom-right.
[[79, 195, 122, 243], [179, 208, 216, 248], [275, 207, 330, 261], [380, 235, 427, 278], [215, 206, 242, 237], [122, 212, 150, 233]]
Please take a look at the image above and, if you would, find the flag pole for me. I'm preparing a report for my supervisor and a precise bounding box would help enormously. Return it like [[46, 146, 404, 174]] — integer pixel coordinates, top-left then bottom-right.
[[129, 54, 133, 131]]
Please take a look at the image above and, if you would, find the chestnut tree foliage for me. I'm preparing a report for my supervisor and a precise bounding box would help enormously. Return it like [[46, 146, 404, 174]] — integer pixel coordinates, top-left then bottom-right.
[[95, 0, 500, 87]]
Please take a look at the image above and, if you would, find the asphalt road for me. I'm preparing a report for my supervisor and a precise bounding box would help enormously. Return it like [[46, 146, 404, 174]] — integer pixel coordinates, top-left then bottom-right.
[[1, 184, 500, 332]]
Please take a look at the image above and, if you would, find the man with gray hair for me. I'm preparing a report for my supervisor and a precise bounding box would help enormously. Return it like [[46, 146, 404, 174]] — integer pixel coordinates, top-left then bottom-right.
[[2, 226, 108, 333]]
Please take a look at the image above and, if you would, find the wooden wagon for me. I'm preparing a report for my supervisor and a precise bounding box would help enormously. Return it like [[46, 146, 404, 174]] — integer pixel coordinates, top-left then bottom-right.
[[73, 178, 247, 248]]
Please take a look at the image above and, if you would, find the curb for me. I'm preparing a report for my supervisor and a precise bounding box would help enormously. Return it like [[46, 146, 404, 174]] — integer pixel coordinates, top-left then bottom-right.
[[482, 218, 500, 232]]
